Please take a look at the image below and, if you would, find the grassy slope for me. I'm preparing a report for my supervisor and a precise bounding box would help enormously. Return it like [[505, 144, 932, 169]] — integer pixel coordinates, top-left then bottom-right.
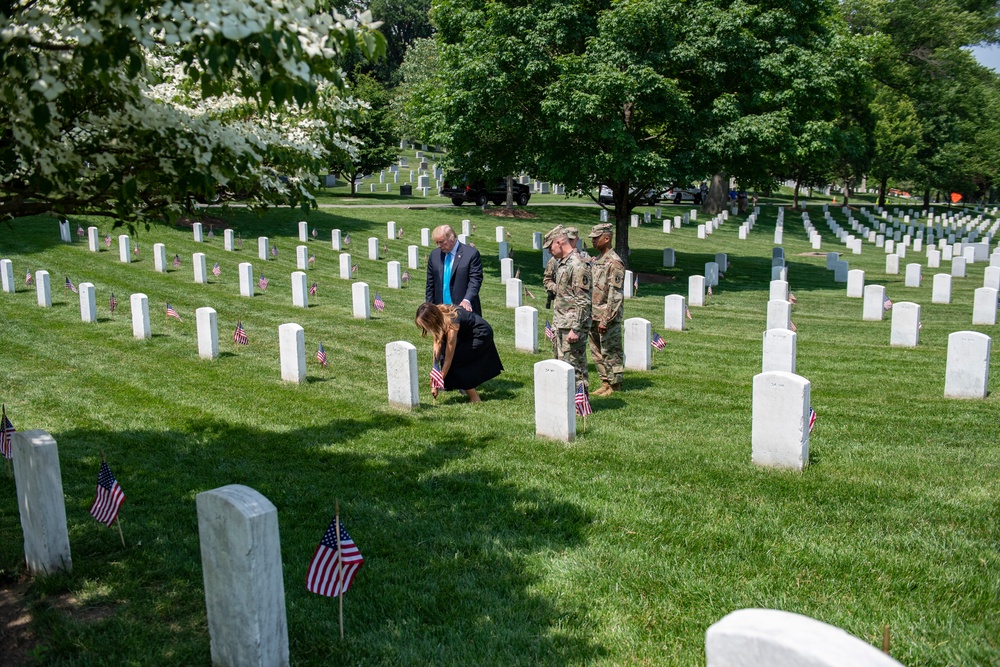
[[0, 202, 998, 666]]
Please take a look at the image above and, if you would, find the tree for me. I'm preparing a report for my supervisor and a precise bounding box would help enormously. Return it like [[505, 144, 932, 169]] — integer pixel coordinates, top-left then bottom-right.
[[868, 87, 922, 208], [329, 73, 400, 195], [0, 0, 385, 224], [368, 0, 435, 86]]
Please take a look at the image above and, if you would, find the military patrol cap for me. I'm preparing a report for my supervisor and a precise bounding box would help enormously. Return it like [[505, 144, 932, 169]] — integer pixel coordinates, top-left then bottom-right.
[[542, 225, 566, 249], [564, 227, 580, 242], [589, 223, 613, 238]]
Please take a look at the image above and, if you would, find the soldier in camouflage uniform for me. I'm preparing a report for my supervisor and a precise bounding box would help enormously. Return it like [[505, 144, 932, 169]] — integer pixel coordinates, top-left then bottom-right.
[[543, 226, 592, 388], [543, 227, 581, 355], [587, 223, 624, 396]]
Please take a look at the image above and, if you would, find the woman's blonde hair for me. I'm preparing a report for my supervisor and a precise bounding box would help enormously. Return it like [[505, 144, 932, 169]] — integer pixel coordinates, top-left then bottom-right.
[[415, 302, 458, 341]]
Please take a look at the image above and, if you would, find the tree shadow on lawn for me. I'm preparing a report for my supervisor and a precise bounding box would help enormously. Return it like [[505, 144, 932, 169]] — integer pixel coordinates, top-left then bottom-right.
[[28, 414, 601, 666]]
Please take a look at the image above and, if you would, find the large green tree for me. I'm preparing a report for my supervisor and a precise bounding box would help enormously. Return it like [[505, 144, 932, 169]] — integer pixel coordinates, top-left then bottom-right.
[[0, 0, 385, 224], [329, 73, 400, 195]]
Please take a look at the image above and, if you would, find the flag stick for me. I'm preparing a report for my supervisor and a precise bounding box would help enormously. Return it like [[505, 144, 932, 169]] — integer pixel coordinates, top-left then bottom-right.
[[3, 404, 10, 478], [116, 516, 126, 547], [335, 498, 344, 640], [882, 625, 890, 654]]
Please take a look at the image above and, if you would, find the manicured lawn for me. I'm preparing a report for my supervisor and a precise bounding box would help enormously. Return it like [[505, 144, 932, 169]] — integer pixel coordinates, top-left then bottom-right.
[[1, 202, 997, 666]]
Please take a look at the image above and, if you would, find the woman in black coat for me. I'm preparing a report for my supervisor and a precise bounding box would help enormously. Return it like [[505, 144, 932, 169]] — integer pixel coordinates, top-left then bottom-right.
[[414, 302, 504, 402]]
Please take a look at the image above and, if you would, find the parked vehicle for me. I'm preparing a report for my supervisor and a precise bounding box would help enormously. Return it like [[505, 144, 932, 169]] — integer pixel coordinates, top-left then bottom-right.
[[440, 178, 531, 206], [597, 185, 660, 206], [662, 187, 703, 204]]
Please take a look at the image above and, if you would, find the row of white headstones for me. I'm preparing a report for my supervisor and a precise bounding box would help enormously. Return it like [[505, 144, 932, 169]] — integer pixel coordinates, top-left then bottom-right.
[[12, 213, 945, 666], [9, 428, 906, 667]]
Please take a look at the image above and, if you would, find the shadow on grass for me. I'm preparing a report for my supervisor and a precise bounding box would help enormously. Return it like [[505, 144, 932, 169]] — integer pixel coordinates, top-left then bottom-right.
[[25, 415, 601, 666]]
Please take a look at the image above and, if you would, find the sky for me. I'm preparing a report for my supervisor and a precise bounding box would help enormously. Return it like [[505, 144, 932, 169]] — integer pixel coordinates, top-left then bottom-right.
[[970, 44, 1000, 71]]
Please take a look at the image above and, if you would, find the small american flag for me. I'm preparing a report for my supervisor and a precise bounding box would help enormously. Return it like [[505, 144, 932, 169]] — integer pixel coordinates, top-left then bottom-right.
[[133, 243, 139, 256], [401, 270, 410, 284], [397, 228, 404, 239], [430, 359, 445, 389], [309, 281, 318, 296], [317, 341, 328, 367], [312, 227, 318, 239], [305, 516, 365, 598], [24, 269, 33, 285], [685, 306, 692, 321], [351, 263, 359, 276], [373, 292, 385, 312], [65, 276, 77, 293], [790, 321, 797, 332], [166, 303, 182, 321], [344, 233, 351, 246], [173, 254, 181, 268], [575, 383, 592, 416], [234, 321, 249, 345], [212, 262, 221, 277], [104, 233, 112, 248], [89, 461, 126, 526], [634, 274, 639, 295], [237, 234, 243, 249], [808, 406, 817, 433], [270, 244, 278, 258], [0, 406, 15, 461], [258, 275, 269, 292], [544, 320, 556, 341], [524, 285, 535, 299], [109, 292, 118, 315], [505, 230, 512, 240], [707, 285, 713, 297], [382, 241, 388, 255], [651, 332, 666, 350], [788, 293, 797, 304], [208, 228, 215, 240], [514, 267, 521, 280], [883, 295, 893, 311], [308, 254, 315, 266], [77, 224, 84, 237]]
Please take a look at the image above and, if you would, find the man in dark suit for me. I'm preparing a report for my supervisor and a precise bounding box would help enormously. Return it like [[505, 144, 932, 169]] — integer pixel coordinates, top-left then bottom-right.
[[426, 224, 483, 315]]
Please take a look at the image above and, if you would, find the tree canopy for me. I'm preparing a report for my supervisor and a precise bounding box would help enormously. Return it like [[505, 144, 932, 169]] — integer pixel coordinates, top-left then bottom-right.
[[0, 0, 385, 225]]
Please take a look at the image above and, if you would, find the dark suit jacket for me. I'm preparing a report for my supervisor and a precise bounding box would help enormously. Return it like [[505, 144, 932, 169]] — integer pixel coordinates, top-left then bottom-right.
[[425, 242, 483, 315]]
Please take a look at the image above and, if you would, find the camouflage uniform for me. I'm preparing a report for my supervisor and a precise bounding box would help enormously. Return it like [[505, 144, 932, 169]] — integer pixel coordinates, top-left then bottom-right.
[[589, 246, 625, 390], [553, 251, 592, 388], [544, 227, 580, 356]]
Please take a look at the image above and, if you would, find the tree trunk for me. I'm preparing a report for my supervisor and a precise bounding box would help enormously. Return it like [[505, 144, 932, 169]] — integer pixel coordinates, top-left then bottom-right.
[[793, 179, 800, 209], [506, 175, 514, 209], [878, 176, 887, 209], [842, 177, 852, 208], [923, 187, 931, 211], [703, 173, 728, 215], [350, 173, 357, 196]]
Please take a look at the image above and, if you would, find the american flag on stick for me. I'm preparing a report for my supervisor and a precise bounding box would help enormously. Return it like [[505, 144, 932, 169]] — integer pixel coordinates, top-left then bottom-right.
[[790, 321, 797, 332], [104, 233, 112, 248], [788, 293, 798, 304], [685, 306, 693, 321], [883, 295, 893, 311], [133, 243, 139, 256], [397, 228, 404, 239], [544, 320, 556, 341], [258, 275, 269, 292], [309, 254, 316, 266], [237, 234, 243, 249], [166, 303, 182, 321], [270, 244, 278, 258], [809, 407, 817, 433], [208, 227, 214, 240], [309, 281, 318, 296], [65, 276, 77, 293], [317, 342, 328, 367], [234, 321, 249, 345], [306, 515, 365, 598], [77, 224, 84, 237], [0, 405, 15, 461], [575, 383, 592, 416], [351, 263, 359, 276], [109, 292, 118, 316], [373, 292, 385, 312], [707, 285, 713, 297], [524, 285, 535, 299], [344, 233, 351, 246], [634, 273, 639, 295], [401, 270, 410, 285], [212, 262, 221, 277], [89, 460, 126, 526], [312, 227, 318, 239], [24, 269, 33, 285], [173, 254, 181, 268], [430, 359, 445, 390], [651, 332, 666, 350]]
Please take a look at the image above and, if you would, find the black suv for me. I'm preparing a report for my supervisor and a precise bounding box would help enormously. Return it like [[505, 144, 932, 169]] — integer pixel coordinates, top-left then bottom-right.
[[440, 179, 531, 206]]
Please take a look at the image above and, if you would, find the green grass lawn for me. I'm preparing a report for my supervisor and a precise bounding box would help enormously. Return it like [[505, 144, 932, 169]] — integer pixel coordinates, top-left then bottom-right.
[[1, 202, 998, 666]]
